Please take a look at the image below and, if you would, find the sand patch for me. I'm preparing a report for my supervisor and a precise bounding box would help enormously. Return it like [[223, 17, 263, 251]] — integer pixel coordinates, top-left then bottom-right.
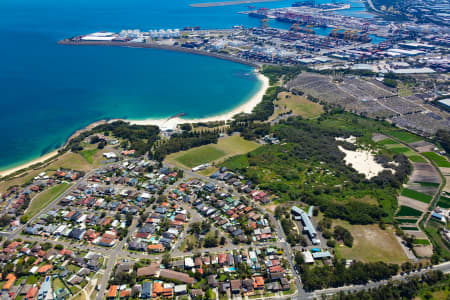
[[338, 145, 390, 179]]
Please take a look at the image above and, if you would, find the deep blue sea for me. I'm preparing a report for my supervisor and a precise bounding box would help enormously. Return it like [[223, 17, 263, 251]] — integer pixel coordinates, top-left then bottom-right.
[[0, 0, 373, 171]]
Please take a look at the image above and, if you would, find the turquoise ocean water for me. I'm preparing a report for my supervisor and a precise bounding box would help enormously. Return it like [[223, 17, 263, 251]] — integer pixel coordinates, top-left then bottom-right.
[[0, 0, 374, 171]]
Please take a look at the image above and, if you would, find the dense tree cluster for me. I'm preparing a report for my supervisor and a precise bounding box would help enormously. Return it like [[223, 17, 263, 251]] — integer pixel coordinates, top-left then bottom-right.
[[153, 131, 218, 161], [233, 86, 283, 122], [66, 121, 160, 156], [228, 122, 270, 140], [224, 116, 410, 224], [333, 226, 354, 247], [299, 259, 399, 291], [435, 129, 450, 154], [332, 271, 447, 300]]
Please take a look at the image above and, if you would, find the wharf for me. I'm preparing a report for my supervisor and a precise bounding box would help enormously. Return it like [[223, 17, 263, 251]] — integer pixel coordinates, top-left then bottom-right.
[[190, 0, 284, 7], [58, 40, 260, 68]]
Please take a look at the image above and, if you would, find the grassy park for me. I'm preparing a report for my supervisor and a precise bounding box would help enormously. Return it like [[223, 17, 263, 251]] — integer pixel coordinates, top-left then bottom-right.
[[165, 135, 260, 169], [270, 91, 323, 120], [25, 183, 71, 219]]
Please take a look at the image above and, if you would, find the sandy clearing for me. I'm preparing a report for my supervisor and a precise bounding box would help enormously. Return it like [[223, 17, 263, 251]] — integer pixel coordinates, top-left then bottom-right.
[[338, 146, 388, 179]]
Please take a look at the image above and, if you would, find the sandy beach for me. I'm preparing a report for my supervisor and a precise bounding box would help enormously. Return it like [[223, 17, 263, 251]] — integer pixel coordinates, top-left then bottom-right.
[[0, 150, 59, 178], [127, 72, 269, 130], [0, 71, 269, 178]]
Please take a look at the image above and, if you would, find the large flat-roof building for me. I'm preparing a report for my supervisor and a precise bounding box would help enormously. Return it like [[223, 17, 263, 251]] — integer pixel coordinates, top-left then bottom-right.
[[291, 206, 319, 244]]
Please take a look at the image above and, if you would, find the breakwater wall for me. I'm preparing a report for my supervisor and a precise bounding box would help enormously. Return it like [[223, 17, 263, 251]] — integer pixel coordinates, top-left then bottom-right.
[[58, 40, 261, 68]]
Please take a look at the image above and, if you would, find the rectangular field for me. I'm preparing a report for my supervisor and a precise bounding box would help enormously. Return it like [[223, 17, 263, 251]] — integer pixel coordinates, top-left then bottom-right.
[[165, 135, 260, 169], [334, 222, 408, 264], [400, 226, 419, 231], [401, 188, 433, 203], [409, 155, 427, 163], [377, 139, 399, 145], [396, 205, 423, 217], [396, 218, 418, 224], [437, 196, 450, 209], [388, 131, 422, 143], [422, 152, 450, 168]]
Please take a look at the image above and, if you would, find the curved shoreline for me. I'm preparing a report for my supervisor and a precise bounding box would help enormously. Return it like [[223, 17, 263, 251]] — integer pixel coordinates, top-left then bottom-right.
[[0, 69, 269, 178], [127, 72, 269, 129], [58, 40, 261, 68]]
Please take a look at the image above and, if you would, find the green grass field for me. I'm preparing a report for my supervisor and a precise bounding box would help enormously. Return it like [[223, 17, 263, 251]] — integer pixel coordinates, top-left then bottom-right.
[[166, 135, 260, 169], [408, 155, 427, 163], [396, 218, 418, 224], [389, 147, 410, 154], [400, 226, 419, 231], [176, 147, 225, 168], [271, 91, 324, 120], [389, 131, 422, 143], [422, 152, 450, 168], [377, 139, 399, 145], [413, 239, 430, 245], [416, 181, 440, 187], [401, 188, 433, 203], [25, 183, 71, 218], [437, 196, 450, 209], [79, 149, 98, 164], [396, 206, 423, 217]]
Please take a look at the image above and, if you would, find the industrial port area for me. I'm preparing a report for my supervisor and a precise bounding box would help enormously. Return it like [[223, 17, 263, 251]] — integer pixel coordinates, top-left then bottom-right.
[[60, 0, 450, 136]]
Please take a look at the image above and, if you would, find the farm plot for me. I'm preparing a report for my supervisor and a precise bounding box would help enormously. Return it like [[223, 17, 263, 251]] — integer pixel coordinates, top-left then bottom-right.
[[437, 196, 450, 209], [388, 131, 422, 143], [407, 163, 441, 184], [401, 188, 432, 203], [422, 152, 450, 168], [396, 205, 423, 217]]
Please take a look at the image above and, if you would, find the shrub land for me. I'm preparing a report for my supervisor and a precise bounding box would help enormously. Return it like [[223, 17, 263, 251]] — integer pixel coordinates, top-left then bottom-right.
[[223, 113, 412, 224]]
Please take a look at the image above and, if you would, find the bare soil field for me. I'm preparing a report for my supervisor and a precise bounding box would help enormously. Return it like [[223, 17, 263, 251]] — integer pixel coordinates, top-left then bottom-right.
[[408, 140, 435, 153], [372, 133, 389, 142], [408, 163, 441, 184], [398, 195, 429, 212], [333, 222, 408, 264]]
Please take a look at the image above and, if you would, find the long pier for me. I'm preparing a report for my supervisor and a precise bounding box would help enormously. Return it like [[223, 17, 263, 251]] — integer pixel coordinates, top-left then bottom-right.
[[190, 0, 284, 7], [58, 40, 260, 68]]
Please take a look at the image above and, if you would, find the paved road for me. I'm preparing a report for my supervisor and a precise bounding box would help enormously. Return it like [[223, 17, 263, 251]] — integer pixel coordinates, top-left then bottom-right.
[[306, 262, 450, 299], [0, 167, 104, 240], [96, 216, 139, 300]]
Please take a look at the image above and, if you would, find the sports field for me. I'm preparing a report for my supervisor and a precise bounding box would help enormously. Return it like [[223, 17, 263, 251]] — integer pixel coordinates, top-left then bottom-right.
[[422, 152, 450, 168], [401, 188, 433, 203], [334, 222, 408, 264], [165, 135, 260, 168]]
